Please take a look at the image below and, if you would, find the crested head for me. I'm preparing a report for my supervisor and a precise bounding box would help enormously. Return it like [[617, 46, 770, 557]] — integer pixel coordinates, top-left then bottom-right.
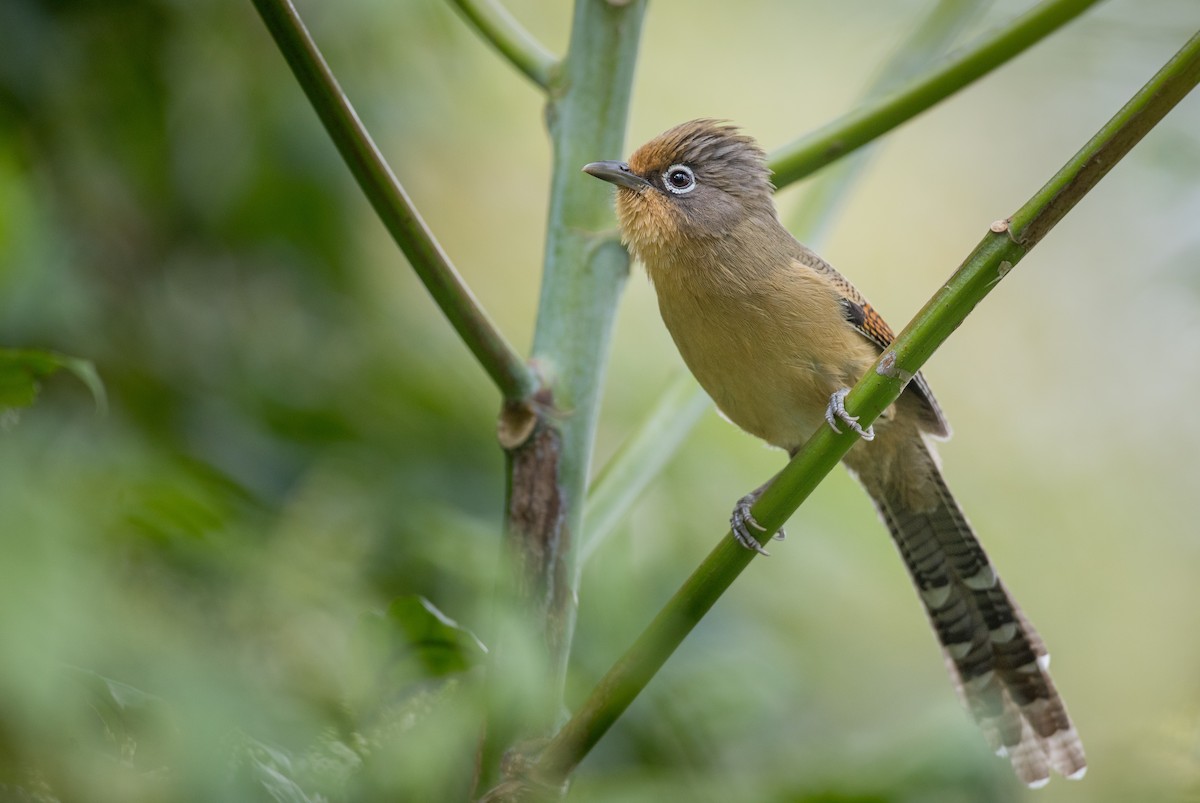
[[626, 119, 773, 200], [584, 120, 778, 267]]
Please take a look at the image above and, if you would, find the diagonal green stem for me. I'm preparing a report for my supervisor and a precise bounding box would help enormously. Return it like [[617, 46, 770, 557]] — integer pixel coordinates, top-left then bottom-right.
[[578, 371, 710, 574], [769, 0, 1104, 188], [446, 0, 559, 89], [788, 0, 992, 243], [251, 0, 538, 402], [534, 28, 1200, 785]]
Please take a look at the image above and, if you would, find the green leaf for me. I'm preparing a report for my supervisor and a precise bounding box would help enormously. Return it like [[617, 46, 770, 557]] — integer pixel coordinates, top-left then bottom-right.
[[235, 734, 322, 803], [0, 347, 107, 413], [384, 595, 488, 678], [354, 595, 487, 693], [247, 751, 317, 803], [64, 665, 173, 733], [61, 665, 176, 773]]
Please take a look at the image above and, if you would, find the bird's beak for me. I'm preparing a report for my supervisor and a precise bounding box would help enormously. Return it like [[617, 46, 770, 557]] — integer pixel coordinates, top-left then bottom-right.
[[582, 160, 651, 191]]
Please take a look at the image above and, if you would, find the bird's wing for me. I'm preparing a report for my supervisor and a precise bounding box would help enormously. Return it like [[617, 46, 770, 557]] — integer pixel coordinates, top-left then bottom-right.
[[800, 249, 951, 439]]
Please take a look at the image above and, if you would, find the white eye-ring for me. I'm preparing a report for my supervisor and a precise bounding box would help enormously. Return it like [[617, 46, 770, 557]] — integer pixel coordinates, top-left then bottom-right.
[[662, 164, 696, 195]]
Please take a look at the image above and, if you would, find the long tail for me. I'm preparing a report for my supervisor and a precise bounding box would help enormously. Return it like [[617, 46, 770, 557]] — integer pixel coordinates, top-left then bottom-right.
[[859, 445, 1086, 786]]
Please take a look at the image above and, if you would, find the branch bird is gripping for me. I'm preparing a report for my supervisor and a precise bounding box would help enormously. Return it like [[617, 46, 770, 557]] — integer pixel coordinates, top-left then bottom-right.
[[584, 120, 1085, 787]]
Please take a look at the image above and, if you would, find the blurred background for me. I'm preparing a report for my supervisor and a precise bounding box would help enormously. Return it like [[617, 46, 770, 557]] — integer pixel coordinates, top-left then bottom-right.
[[2, 0, 1199, 800]]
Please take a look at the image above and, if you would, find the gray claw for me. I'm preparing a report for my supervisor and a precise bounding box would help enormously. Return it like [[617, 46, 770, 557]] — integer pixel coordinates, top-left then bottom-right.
[[826, 387, 875, 441], [730, 495, 775, 556]]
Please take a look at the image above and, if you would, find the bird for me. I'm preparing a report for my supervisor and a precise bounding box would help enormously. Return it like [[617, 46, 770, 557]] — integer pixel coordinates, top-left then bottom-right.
[[582, 119, 1086, 787]]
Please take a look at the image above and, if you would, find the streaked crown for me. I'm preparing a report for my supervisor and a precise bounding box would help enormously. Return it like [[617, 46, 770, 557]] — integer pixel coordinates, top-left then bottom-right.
[[602, 120, 778, 264]]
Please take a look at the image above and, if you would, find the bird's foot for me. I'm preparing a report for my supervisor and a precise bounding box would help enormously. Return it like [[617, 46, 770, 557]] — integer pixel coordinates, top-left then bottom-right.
[[825, 387, 875, 441], [730, 491, 785, 556]]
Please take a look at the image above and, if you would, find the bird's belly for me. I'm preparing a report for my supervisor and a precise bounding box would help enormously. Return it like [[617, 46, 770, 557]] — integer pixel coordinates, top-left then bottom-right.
[[658, 294, 844, 451]]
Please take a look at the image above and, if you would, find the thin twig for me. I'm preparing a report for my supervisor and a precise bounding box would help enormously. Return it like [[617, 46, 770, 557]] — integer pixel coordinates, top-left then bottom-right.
[[579, 372, 711, 574], [446, 0, 559, 90], [769, 0, 1103, 188], [252, 0, 538, 402], [787, 0, 993, 243], [534, 29, 1200, 785]]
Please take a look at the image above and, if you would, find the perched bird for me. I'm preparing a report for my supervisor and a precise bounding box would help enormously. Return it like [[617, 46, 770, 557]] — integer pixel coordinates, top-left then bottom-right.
[[583, 119, 1085, 787]]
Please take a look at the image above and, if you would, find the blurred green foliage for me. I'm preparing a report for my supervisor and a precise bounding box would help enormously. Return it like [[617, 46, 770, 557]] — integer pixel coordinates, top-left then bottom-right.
[[0, 348, 104, 411], [0, 0, 499, 799], [2, 0, 1200, 801]]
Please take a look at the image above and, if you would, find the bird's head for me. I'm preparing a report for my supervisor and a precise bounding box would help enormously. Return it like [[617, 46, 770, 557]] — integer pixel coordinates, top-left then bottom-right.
[[583, 119, 776, 265]]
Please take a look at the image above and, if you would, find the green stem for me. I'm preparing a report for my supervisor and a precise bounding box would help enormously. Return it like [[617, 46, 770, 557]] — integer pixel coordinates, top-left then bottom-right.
[[251, 0, 538, 402], [479, 0, 647, 793], [446, 0, 559, 89], [769, 0, 1103, 188], [523, 0, 646, 643], [787, 0, 992, 243], [579, 372, 710, 574], [534, 28, 1200, 785]]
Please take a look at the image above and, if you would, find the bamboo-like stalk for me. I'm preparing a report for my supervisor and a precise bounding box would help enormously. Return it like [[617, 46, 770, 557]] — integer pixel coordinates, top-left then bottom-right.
[[478, 0, 648, 794], [532, 29, 1200, 786], [787, 0, 992, 243], [769, 0, 1103, 188], [251, 0, 538, 403]]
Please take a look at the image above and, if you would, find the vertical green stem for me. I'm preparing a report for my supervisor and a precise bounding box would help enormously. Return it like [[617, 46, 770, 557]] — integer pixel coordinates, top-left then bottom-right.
[[528, 0, 646, 687], [482, 0, 646, 792]]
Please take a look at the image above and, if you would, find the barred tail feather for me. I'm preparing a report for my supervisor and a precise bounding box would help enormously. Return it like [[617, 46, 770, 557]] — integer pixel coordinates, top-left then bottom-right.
[[859, 447, 1086, 786]]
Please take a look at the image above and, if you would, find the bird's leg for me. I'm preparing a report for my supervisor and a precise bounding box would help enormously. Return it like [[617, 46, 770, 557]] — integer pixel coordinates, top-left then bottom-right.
[[825, 387, 875, 441], [731, 475, 786, 556]]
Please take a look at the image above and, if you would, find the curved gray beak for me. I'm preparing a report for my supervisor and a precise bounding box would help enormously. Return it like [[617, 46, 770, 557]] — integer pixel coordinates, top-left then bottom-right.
[[582, 160, 651, 191]]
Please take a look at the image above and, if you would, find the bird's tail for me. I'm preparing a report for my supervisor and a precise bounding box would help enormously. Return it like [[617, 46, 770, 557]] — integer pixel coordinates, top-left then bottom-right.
[[857, 443, 1086, 787]]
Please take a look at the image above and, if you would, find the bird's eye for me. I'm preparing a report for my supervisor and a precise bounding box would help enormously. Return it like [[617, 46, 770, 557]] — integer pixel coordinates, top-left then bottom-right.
[[663, 164, 695, 195]]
